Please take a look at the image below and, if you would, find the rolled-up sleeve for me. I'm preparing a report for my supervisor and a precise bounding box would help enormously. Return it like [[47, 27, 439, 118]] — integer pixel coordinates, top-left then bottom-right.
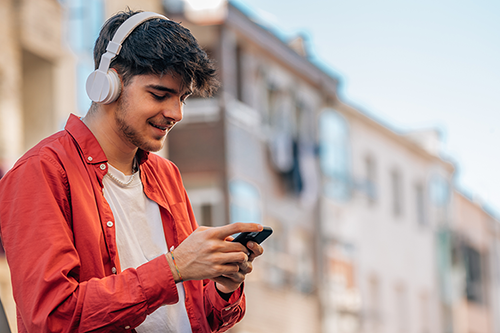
[[204, 280, 245, 332]]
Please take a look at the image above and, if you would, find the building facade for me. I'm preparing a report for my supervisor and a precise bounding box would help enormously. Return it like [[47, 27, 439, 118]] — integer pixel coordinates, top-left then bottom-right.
[[320, 101, 455, 333], [165, 2, 335, 331], [438, 190, 500, 333], [161, 2, 500, 333]]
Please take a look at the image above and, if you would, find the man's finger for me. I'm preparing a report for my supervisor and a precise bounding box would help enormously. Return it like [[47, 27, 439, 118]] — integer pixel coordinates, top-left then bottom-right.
[[213, 222, 263, 240], [236, 260, 252, 275], [217, 251, 248, 264], [246, 241, 264, 261], [212, 276, 242, 293]]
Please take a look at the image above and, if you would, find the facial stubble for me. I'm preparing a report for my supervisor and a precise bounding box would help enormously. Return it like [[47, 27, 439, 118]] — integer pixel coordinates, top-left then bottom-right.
[[114, 94, 167, 153]]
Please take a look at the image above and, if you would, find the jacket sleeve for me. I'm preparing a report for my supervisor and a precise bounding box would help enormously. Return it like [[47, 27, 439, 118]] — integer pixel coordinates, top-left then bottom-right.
[[182, 189, 247, 332], [0, 153, 178, 332], [204, 281, 246, 332]]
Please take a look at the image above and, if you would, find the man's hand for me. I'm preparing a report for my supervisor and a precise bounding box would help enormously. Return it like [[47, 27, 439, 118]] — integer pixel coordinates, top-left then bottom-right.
[[168, 222, 263, 293], [212, 239, 264, 293]]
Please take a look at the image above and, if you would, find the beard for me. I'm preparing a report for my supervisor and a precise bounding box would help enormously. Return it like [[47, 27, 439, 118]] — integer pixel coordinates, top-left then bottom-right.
[[114, 94, 167, 152]]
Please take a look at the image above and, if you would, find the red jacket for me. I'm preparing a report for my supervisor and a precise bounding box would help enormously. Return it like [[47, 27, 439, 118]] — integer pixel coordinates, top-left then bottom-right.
[[0, 114, 245, 332]]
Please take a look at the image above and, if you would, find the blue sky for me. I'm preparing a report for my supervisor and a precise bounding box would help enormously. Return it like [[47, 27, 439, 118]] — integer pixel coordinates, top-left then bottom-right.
[[234, 0, 500, 215]]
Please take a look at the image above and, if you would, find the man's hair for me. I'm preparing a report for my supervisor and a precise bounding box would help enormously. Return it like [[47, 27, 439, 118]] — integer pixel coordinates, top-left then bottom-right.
[[93, 9, 219, 97]]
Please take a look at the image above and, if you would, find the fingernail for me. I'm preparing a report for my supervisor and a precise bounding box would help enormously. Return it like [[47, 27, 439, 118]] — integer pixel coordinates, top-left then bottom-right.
[[248, 242, 254, 248]]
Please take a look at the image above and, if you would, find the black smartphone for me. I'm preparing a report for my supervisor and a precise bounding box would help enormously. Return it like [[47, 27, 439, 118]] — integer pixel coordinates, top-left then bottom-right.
[[232, 226, 273, 248]]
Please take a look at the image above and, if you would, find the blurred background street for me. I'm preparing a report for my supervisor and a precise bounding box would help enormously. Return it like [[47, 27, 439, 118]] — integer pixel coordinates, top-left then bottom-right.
[[0, 1, 499, 332]]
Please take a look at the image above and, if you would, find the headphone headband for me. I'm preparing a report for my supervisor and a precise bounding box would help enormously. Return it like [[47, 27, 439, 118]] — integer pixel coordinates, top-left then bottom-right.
[[100, 11, 168, 70], [87, 11, 169, 104]]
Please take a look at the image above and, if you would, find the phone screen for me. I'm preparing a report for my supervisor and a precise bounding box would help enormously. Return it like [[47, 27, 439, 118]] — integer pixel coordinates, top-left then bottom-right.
[[232, 226, 273, 245]]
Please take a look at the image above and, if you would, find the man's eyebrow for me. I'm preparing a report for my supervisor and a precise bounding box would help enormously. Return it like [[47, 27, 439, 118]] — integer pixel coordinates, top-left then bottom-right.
[[146, 84, 193, 95]]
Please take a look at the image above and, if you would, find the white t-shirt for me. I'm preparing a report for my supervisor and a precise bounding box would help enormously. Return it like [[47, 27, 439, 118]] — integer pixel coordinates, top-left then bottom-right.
[[103, 163, 192, 333]]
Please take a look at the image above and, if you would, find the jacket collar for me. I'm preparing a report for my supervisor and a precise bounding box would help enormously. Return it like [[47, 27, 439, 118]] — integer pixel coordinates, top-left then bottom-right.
[[65, 114, 150, 166]]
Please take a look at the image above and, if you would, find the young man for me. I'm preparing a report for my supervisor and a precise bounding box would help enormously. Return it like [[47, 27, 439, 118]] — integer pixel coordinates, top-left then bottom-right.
[[0, 10, 264, 332]]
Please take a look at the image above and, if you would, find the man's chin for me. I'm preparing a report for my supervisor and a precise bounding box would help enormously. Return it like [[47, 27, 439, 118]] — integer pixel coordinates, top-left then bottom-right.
[[141, 139, 166, 153]]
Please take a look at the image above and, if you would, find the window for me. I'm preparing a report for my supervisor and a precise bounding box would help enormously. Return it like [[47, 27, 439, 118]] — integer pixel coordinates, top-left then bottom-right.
[[390, 169, 403, 217], [429, 175, 450, 207], [266, 90, 305, 195], [229, 180, 262, 224], [464, 245, 484, 303], [290, 230, 314, 293], [365, 155, 377, 205], [265, 84, 279, 127], [235, 44, 244, 102], [265, 218, 288, 288], [267, 90, 293, 172], [200, 204, 213, 227], [186, 187, 224, 227], [319, 109, 351, 201], [415, 183, 427, 226]]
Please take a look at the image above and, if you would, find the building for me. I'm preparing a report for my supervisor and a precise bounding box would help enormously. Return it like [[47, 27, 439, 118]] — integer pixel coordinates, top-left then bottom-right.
[[321, 102, 455, 333], [437, 190, 500, 333], [164, 1, 336, 331], [163, 1, 458, 332], [161, 2, 499, 333], [0, 0, 76, 170]]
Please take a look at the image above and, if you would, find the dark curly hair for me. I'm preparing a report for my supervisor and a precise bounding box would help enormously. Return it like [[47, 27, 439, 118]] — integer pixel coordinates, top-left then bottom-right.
[[93, 9, 219, 97]]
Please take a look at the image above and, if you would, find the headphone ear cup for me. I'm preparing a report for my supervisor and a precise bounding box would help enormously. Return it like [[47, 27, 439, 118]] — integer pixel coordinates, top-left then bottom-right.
[[105, 69, 122, 104], [85, 69, 122, 104]]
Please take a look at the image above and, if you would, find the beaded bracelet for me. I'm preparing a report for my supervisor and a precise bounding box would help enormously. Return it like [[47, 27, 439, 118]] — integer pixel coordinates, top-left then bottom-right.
[[170, 251, 183, 282]]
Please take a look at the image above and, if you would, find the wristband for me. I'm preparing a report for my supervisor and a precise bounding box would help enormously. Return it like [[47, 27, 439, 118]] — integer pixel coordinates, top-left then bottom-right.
[[170, 251, 183, 282]]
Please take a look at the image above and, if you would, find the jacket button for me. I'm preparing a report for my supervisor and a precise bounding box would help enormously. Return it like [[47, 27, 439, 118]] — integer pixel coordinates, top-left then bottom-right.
[[124, 326, 130, 330], [100, 164, 106, 170], [111, 267, 117, 274], [87, 156, 93, 162], [107, 221, 114, 227]]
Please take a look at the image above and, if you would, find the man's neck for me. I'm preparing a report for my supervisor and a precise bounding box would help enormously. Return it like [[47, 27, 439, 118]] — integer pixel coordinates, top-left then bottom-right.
[[82, 108, 138, 175]]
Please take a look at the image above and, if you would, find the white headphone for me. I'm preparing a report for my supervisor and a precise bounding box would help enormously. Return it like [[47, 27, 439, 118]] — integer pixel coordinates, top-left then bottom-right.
[[86, 12, 169, 104]]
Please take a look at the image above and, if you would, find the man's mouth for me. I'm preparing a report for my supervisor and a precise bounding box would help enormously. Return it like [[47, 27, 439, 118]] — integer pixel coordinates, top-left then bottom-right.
[[150, 122, 168, 131]]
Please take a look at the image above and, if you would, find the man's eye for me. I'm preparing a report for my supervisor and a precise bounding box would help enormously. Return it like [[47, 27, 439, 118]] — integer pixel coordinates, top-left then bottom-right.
[[151, 93, 167, 101], [181, 95, 190, 105]]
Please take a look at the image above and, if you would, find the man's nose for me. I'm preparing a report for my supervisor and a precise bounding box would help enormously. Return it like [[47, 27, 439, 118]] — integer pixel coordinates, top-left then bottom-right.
[[164, 99, 183, 122]]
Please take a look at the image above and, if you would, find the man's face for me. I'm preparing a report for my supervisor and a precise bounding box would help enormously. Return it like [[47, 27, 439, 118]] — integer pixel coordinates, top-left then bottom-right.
[[113, 73, 192, 152]]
